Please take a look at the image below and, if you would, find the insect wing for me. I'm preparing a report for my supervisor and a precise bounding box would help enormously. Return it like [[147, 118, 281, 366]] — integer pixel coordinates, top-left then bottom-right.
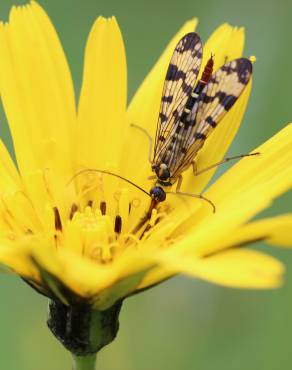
[[172, 58, 253, 176], [153, 33, 203, 161]]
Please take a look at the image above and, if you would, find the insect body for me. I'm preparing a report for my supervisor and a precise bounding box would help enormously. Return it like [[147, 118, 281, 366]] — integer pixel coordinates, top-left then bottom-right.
[[148, 32, 253, 206]]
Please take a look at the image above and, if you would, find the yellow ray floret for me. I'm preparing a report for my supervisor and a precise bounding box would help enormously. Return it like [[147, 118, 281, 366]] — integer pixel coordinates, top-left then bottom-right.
[[77, 16, 127, 172]]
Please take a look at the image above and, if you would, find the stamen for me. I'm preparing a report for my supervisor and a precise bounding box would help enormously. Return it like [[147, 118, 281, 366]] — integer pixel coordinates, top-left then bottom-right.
[[69, 203, 78, 220], [149, 208, 158, 228], [53, 207, 62, 231], [64, 171, 154, 263], [131, 198, 141, 208], [114, 215, 122, 234], [119, 233, 140, 247], [100, 201, 106, 215]]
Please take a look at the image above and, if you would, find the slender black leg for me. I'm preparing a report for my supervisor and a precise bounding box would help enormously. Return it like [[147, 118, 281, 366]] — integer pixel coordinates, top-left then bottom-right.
[[169, 174, 216, 213]]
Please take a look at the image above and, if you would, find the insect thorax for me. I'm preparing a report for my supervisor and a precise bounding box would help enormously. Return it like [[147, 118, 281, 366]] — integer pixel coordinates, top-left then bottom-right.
[[152, 162, 173, 186]]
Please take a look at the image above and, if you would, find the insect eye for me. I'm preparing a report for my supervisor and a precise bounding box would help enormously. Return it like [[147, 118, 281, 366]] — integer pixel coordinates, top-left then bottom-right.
[[150, 186, 166, 202]]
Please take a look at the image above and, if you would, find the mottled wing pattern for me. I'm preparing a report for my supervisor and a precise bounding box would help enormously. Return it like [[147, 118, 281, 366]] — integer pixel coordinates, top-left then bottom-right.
[[171, 58, 253, 177], [153, 33, 203, 160]]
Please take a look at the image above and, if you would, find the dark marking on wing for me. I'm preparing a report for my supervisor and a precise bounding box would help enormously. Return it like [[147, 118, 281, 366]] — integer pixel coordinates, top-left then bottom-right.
[[195, 132, 206, 139], [162, 95, 173, 103], [206, 116, 216, 127], [166, 64, 187, 81], [170, 58, 252, 178], [159, 113, 168, 123], [153, 32, 203, 161], [182, 82, 193, 94]]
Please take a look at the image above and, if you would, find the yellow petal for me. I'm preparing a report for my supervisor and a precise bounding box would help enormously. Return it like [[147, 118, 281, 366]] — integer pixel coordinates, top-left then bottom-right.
[[207, 123, 292, 208], [30, 242, 155, 299], [0, 2, 76, 175], [223, 214, 292, 248], [136, 214, 292, 291], [135, 266, 173, 292], [0, 2, 76, 218], [122, 19, 198, 188], [0, 140, 22, 209], [0, 140, 21, 189], [203, 24, 244, 70], [1, 191, 42, 233], [0, 243, 40, 281], [158, 249, 284, 289], [120, 214, 292, 290], [0, 140, 43, 235], [171, 124, 292, 257], [77, 16, 127, 171]]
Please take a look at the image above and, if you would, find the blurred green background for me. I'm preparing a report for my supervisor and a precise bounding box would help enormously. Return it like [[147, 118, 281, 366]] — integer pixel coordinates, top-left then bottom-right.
[[0, 0, 291, 369]]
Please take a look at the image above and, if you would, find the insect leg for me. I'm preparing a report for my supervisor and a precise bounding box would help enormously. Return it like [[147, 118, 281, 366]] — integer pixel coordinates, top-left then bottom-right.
[[168, 189, 216, 213], [191, 161, 198, 176], [175, 174, 183, 192], [130, 123, 153, 163], [172, 175, 215, 212], [194, 152, 260, 177]]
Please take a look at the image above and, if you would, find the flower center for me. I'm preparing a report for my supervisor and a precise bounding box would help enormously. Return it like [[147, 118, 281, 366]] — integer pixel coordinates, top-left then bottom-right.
[[65, 206, 117, 263], [53, 171, 156, 263]]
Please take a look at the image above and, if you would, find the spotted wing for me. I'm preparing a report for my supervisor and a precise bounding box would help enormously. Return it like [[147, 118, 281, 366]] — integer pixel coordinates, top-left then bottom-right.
[[171, 58, 253, 177], [153, 33, 203, 161]]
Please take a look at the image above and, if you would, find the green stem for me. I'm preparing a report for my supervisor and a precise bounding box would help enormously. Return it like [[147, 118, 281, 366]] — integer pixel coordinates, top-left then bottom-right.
[[72, 354, 97, 370]]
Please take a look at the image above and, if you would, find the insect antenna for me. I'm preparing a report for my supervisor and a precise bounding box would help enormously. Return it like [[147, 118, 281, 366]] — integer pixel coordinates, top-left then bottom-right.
[[130, 123, 153, 164], [68, 169, 150, 198], [194, 152, 260, 177]]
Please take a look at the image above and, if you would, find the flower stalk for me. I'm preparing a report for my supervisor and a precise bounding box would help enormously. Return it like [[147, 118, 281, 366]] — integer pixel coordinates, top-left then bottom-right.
[[72, 354, 97, 370]]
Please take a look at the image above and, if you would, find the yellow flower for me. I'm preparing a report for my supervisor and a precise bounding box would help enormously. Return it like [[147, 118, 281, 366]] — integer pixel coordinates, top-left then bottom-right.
[[0, 1, 291, 313]]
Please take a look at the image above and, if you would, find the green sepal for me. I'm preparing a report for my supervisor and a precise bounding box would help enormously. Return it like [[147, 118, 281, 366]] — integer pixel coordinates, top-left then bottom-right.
[[92, 268, 150, 310], [47, 299, 122, 356]]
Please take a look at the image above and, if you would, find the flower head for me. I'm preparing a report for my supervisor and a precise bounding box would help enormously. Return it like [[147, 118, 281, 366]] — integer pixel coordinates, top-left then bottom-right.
[[0, 1, 291, 315]]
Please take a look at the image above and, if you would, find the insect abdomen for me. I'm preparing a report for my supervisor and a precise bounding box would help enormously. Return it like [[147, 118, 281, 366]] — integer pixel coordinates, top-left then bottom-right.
[[200, 55, 214, 84], [176, 56, 215, 129], [162, 56, 215, 171]]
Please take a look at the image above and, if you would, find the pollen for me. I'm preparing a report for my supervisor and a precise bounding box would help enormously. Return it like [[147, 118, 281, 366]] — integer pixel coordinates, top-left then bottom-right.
[[249, 55, 257, 63]]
